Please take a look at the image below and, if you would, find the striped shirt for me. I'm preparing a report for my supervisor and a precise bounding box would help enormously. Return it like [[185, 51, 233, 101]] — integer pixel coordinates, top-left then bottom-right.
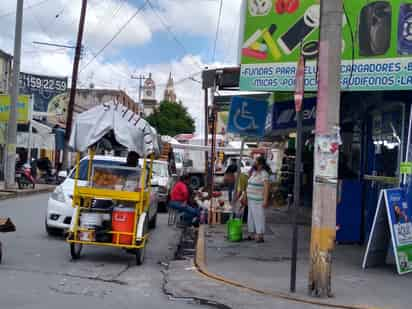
[[247, 170, 269, 202]]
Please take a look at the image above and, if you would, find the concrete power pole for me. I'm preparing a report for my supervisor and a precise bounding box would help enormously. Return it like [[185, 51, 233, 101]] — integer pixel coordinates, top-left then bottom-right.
[[308, 0, 343, 297], [4, 0, 24, 189], [63, 0, 87, 169], [131, 74, 146, 114]]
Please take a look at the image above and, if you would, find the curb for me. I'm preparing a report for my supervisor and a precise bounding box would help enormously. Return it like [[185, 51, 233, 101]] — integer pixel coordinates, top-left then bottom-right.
[[194, 225, 379, 309], [0, 187, 55, 201]]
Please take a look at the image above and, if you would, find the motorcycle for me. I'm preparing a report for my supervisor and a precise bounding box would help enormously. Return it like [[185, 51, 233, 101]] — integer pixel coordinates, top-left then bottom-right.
[[16, 163, 35, 189], [33, 157, 59, 185]]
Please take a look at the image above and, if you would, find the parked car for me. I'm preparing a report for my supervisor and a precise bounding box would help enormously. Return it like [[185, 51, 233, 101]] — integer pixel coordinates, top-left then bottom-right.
[[45, 155, 158, 236], [140, 159, 173, 212]]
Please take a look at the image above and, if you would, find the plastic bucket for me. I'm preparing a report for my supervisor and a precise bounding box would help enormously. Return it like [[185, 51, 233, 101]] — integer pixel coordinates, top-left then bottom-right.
[[112, 208, 135, 245], [227, 218, 243, 242]]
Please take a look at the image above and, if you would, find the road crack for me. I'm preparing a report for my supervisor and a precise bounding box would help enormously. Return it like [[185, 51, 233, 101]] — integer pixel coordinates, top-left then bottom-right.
[[0, 266, 128, 285]]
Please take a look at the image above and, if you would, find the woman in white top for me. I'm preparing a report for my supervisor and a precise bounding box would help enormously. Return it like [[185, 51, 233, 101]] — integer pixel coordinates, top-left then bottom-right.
[[246, 156, 270, 243]]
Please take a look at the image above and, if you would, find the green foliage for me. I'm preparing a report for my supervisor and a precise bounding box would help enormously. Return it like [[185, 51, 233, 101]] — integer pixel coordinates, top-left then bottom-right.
[[146, 101, 195, 136]]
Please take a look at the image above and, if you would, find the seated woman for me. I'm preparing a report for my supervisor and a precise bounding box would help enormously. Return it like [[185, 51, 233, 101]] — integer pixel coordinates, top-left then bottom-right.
[[168, 174, 200, 226]]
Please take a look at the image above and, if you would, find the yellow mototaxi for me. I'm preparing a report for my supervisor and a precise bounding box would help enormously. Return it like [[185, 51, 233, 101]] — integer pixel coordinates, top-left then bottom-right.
[[66, 101, 159, 265]]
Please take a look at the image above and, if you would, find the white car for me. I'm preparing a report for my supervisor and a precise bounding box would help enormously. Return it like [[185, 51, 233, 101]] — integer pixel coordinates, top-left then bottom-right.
[[45, 155, 158, 235], [145, 160, 173, 211]]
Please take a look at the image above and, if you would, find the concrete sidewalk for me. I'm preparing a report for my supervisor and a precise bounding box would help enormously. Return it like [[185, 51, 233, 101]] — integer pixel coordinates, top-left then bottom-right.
[[198, 207, 411, 309], [0, 182, 55, 201]]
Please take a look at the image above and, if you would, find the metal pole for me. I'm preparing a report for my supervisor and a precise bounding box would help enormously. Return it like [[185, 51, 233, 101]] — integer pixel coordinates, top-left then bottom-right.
[[204, 88, 209, 184], [26, 96, 34, 164], [27, 121, 32, 164], [290, 52, 305, 293], [138, 75, 143, 104], [62, 0, 88, 169], [234, 138, 245, 202], [210, 105, 217, 200], [4, 0, 24, 189], [290, 108, 302, 293], [403, 107, 412, 185], [131, 74, 146, 115], [309, 0, 343, 297]]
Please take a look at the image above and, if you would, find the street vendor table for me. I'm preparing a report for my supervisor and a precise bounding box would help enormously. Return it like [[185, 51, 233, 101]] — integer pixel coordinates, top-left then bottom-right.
[[197, 198, 233, 225]]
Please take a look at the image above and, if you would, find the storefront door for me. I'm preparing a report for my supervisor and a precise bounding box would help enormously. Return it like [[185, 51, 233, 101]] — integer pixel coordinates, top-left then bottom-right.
[[363, 104, 404, 241]]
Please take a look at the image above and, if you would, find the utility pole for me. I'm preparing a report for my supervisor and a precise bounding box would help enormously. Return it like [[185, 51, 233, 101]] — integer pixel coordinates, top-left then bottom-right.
[[131, 74, 146, 114], [204, 88, 209, 179], [4, 0, 23, 189], [309, 0, 343, 297], [63, 0, 87, 169], [131, 74, 146, 103]]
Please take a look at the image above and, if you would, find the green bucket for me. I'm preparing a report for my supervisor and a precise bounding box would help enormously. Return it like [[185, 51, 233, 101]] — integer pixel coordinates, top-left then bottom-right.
[[227, 219, 243, 242]]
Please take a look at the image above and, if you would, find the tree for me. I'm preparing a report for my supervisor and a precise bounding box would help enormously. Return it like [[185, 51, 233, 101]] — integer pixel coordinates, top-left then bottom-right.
[[146, 101, 195, 136]]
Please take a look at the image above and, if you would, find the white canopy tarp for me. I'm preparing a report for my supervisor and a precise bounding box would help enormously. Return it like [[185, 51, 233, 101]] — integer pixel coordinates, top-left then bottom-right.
[[69, 101, 158, 156], [170, 142, 249, 154]]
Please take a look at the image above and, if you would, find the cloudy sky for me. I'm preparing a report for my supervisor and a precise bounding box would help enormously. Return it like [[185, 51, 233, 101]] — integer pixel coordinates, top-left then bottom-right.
[[0, 0, 242, 133]]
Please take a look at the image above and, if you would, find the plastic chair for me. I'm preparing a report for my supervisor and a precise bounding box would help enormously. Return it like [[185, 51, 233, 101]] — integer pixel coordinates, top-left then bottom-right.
[[168, 207, 178, 226]]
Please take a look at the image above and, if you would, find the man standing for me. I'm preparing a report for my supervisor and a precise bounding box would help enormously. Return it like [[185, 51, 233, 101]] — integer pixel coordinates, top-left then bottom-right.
[[224, 159, 239, 203]]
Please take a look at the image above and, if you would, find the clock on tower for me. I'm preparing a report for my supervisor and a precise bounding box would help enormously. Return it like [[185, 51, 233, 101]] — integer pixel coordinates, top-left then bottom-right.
[[142, 73, 156, 100]]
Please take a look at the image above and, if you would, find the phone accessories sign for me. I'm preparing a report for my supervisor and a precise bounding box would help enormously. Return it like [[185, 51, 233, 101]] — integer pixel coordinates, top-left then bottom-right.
[[240, 0, 412, 92]]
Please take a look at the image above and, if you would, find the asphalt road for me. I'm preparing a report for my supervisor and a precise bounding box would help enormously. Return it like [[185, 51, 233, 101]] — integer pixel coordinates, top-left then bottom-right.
[[0, 194, 206, 309]]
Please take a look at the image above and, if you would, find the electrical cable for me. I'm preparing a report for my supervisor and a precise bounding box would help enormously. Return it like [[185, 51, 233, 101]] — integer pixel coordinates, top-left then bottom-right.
[[82, 46, 131, 80], [27, 0, 51, 39], [146, 0, 203, 71], [156, 71, 203, 87], [80, 0, 149, 72], [0, 0, 51, 18], [89, 0, 125, 40], [212, 0, 223, 63]]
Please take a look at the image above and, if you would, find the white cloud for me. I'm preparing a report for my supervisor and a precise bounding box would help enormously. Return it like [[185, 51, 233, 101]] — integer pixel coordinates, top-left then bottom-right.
[[0, 0, 153, 54], [0, 0, 243, 134]]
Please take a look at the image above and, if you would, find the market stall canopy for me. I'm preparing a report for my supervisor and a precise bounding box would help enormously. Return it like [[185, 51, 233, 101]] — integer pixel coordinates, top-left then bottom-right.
[[170, 142, 250, 154], [69, 101, 159, 156]]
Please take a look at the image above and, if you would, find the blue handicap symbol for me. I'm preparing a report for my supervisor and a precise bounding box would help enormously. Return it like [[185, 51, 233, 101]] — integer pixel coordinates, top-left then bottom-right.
[[227, 96, 268, 137], [233, 101, 259, 131]]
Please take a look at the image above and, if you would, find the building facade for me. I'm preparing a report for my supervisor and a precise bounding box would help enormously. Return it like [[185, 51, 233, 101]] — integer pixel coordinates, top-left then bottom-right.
[[0, 49, 12, 94]]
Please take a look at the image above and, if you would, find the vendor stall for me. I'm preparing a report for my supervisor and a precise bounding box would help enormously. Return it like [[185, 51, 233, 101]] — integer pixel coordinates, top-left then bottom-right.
[[66, 101, 159, 265]]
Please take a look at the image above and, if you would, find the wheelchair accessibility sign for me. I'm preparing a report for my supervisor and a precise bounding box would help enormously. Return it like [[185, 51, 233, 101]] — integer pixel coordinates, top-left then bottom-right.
[[227, 96, 268, 137]]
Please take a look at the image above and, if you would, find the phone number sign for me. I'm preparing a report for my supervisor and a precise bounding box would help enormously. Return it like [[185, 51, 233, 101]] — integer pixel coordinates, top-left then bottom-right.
[[19, 72, 68, 113], [239, 0, 412, 92], [20, 72, 67, 93]]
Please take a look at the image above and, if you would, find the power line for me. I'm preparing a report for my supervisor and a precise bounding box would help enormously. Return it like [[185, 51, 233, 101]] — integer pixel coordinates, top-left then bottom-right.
[[82, 46, 131, 80], [80, 0, 149, 72], [88, 0, 125, 40], [156, 71, 202, 87], [27, 0, 51, 39], [146, 0, 203, 70], [0, 0, 51, 18], [212, 0, 223, 63]]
